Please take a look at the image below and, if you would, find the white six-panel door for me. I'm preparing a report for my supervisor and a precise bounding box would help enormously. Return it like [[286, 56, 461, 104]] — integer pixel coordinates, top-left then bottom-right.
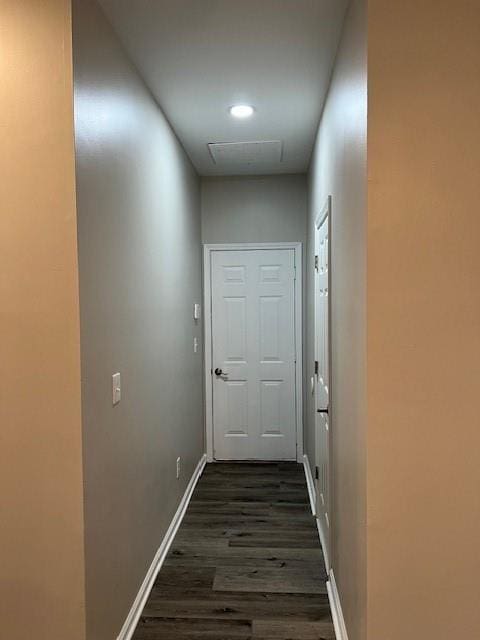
[[211, 249, 297, 460], [315, 207, 331, 570]]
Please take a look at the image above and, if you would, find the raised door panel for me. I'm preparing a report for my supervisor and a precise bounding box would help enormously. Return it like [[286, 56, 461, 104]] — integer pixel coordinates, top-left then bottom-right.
[[224, 297, 247, 363], [259, 296, 282, 363], [224, 381, 249, 436], [259, 380, 282, 436]]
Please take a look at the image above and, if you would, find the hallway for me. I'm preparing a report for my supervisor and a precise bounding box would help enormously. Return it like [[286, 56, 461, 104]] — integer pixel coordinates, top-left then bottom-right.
[[7, 1, 480, 639], [132, 463, 334, 639]]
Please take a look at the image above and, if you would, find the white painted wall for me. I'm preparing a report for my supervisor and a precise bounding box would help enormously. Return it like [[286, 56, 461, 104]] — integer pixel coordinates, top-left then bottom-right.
[[201, 175, 307, 244], [73, 1, 204, 638]]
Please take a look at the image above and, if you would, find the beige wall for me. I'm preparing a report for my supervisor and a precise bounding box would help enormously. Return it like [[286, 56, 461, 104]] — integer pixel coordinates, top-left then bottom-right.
[[0, 2, 86, 639], [72, 1, 204, 638], [367, 1, 480, 637], [307, 1, 367, 638], [201, 175, 307, 245]]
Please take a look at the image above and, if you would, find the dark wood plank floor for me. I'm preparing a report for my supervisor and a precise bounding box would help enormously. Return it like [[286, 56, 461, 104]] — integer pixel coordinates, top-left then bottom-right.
[[133, 462, 334, 640]]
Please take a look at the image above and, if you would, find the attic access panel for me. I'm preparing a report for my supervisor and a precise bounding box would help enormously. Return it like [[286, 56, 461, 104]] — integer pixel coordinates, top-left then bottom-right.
[[208, 140, 283, 165]]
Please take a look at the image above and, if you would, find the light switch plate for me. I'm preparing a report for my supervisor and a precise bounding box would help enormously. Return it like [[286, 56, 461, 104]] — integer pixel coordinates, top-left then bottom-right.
[[112, 372, 121, 405], [193, 337, 199, 353], [193, 303, 201, 320]]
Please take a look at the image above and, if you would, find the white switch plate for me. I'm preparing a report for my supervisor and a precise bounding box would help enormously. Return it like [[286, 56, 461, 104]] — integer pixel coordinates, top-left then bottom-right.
[[112, 372, 121, 405], [193, 337, 198, 353], [193, 303, 201, 320], [176, 457, 181, 479]]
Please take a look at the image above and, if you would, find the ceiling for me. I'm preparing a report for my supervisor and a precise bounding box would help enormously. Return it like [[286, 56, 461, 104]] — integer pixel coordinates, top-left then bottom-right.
[[98, 0, 348, 176]]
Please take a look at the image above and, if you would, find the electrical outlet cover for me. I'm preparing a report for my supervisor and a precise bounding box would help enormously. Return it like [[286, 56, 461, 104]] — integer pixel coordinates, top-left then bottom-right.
[[112, 372, 121, 405]]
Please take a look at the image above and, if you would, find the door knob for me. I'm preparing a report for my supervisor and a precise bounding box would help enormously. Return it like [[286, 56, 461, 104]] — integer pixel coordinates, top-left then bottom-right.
[[214, 368, 223, 376]]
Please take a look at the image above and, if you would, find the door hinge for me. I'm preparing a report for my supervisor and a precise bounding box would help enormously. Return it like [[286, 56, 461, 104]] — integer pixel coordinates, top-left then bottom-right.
[[314, 360, 319, 376], [315, 255, 319, 271], [315, 466, 320, 480]]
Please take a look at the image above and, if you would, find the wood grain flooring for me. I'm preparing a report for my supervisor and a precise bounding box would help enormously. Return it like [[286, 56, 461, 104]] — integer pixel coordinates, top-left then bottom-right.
[[132, 462, 334, 640]]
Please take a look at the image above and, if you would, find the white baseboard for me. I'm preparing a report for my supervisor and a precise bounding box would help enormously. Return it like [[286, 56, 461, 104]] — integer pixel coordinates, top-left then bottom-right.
[[116, 453, 207, 640], [316, 515, 331, 573], [303, 454, 331, 570], [302, 454, 316, 516], [327, 569, 349, 640]]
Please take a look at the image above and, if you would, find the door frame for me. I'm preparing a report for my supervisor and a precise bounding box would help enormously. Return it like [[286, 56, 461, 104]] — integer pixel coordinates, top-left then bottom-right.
[[203, 242, 303, 463], [314, 196, 332, 572]]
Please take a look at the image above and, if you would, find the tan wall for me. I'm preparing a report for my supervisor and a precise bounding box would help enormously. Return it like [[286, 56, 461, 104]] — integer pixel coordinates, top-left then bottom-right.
[[307, 1, 367, 638], [72, 1, 204, 637], [367, 1, 480, 637], [0, 2, 86, 639]]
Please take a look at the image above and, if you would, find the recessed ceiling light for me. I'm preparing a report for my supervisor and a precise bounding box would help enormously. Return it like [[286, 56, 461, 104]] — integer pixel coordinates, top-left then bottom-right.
[[229, 104, 254, 119]]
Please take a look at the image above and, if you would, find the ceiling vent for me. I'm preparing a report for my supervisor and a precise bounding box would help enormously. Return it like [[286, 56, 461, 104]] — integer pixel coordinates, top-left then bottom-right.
[[208, 140, 283, 165]]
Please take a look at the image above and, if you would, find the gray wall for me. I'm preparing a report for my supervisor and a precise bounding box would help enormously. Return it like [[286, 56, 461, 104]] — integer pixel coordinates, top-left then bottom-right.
[[73, 1, 204, 638], [201, 175, 307, 244], [307, 1, 367, 639]]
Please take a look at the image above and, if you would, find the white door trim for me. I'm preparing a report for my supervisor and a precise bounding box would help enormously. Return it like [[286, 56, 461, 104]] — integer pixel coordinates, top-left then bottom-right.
[[314, 195, 332, 572], [203, 242, 303, 463]]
